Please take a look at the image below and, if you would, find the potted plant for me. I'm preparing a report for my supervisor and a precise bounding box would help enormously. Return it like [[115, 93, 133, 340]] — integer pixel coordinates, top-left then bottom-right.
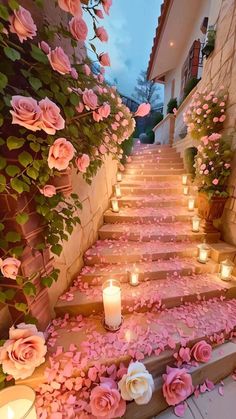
[[202, 26, 216, 58], [194, 134, 233, 232]]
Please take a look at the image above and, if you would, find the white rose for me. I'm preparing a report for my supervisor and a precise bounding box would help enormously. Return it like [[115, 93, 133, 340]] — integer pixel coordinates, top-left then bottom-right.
[[118, 361, 154, 405]]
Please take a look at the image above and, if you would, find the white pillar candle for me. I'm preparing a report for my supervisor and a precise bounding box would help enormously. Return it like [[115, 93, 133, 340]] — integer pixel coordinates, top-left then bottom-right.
[[182, 174, 188, 185], [114, 184, 121, 198], [129, 267, 139, 286], [183, 186, 189, 195], [192, 215, 201, 232], [0, 385, 36, 419], [116, 172, 122, 182], [102, 279, 122, 329], [111, 198, 119, 213], [197, 244, 210, 264], [188, 197, 195, 211], [220, 259, 234, 281]]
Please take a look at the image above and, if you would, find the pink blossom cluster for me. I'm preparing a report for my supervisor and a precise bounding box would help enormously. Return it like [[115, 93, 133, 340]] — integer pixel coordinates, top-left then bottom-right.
[[184, 87, 227, 140]]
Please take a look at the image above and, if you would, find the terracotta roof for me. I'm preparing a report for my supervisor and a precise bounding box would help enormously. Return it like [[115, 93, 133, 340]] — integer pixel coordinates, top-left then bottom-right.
[[147, 0, 172, 80]]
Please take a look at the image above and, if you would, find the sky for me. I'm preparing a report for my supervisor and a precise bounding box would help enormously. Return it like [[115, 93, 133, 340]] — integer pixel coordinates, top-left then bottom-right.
[[85, 0, 164, 102]]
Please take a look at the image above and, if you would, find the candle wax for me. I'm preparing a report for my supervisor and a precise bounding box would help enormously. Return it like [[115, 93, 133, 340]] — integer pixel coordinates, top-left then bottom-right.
[[0, 399, 36, 419], [103, 282, 121, 328]]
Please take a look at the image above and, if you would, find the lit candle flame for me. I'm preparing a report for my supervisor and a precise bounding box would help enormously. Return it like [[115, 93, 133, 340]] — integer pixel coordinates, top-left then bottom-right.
[[7, 406, 14, 419]]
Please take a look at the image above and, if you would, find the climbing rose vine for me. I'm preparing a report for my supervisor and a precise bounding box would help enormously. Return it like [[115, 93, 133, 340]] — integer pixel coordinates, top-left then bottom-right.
[[0, 0, 141, 324]]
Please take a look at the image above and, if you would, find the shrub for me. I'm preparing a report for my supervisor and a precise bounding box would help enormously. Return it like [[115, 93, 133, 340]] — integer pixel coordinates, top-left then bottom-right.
[[167, 98, 178, 114], [183, 78, 200, 100], [184, 147, 197, 178]]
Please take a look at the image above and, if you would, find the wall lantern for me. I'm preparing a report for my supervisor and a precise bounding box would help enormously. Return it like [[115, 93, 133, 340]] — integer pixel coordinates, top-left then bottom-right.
[[220, 259, 234, 281]]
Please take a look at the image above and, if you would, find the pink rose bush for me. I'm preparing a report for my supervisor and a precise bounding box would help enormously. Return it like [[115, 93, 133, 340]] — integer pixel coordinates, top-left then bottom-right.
[[9, 6, 37, 43], [0, 257, 21, 279], [90, 378, 126, 418], [0, 323, 47, 380], [162, 366, 193, 406], [184, 88, 227, 139], [48, 138, 75, 170]]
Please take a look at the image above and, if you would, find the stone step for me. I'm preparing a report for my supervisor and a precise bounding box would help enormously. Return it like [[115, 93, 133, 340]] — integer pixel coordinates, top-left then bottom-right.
[[84, 240, 200, 265], [56, 273, 236, 317], [99, 223, 220, 242], [131, 154, 182, 162], [132, 149, 180, 157], [132, 144, 172, 150], [126, 161, 184, 169], [104, 208, 197, 224], [73, 258, 219, 285], [125, 168, 185, 175], [119, 185, 188, 195], [20, 299, 236, 393], [123, 174, 184, 182], [115, 195, 190, 208]]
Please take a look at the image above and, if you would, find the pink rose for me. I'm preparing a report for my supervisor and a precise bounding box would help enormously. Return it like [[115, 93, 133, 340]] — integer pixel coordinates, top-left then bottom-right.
[[93, 110, 102, 122], [98, 74, 104, 83], [202, 103, 209, 110], [212, 178, 219, 185], [76, 102, 84, 113], [69, 17, 88, 41], [83, 89, 98, 110], [47, 47, 71, 75], [208, 133, 221, 142], [99, 53, 111, 66], [196, 108, 202, 115], [95, 9, 104, 19], [40, 184, 57, 197], [71, 68, 78, 79], [39, 40, 50, 54], [191, 340, 212, 363], [9, 6, 37, 43], [0, 323, 47, 380], [39, 97, 65, 135], [90, 378, 126, 419], [134, 103, 151, 117], [220, 102, 225, 107], [0, 257, 21, 279], [76, 154, 90, 173], [162, 367, 193, 406], [213, 117, 219, 123], [10, 95, 42, 132], [98, 103, 111, 119], [58, 0, 82, 16], [48, 138, 75, 171], [102, 0, 113, 15], [99, 144, 107, 154], [96, 26, 108, 42], [83, 64, 91, 76], [219, 115, 226, 122], [213, 97, 218, 103]]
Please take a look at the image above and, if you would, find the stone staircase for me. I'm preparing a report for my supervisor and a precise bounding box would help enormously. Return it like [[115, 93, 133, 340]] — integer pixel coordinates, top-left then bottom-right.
[[20, 144, 236, 418]]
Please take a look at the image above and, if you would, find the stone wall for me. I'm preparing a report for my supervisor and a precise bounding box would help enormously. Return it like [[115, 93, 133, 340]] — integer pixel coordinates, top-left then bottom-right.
[[153, 114, 175, 144], [173, 0, 236, 245], [49, 157, 117, 314]]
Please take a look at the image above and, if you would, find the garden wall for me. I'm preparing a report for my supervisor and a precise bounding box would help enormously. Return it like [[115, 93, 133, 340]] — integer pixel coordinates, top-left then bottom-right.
[[174, 0, 236, 246]]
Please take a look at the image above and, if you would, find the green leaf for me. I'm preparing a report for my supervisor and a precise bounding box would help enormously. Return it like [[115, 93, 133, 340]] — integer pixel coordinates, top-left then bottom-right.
[[15, 302, 28, 314], [0, 156, 6, 170], [4, 46, 21, 61], [24, 314, 38, 325], [8, 0, 19, 11], [0, 115, 3, 127], [5, 289, 16, 300], [10, 245, 24, 257], [55, 92, 67, 106], [10, 178, 24, 193], [0, 72, 7, 91], [30, 142, 41, 152], [69, 93, 80, 106], [7, 136, 25, 150], [30, 44, 48, 64], [41, 276, 53, 287], [0, 5, 9, 20], [16, 212, 29, 225], [51, 243, 63, 256], [29, 76, 42, 91], [18, 151, 33, 167], [0, 174, 6, 192], [26, 167, 38, 180], [6, 231, 21, 242], [0, 223, 4, 231], [69, 124, 79, 137], [5, 164, 20, 176], [23, 282, 36, 296], [0, 292, 6, 303]]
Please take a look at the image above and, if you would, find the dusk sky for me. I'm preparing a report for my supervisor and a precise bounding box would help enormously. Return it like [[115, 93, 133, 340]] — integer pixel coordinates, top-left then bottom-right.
[[85, 0, 164, 101]]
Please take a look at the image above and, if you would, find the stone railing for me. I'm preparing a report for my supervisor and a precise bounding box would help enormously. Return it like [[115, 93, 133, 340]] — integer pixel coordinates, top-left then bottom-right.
[[153, 114, 175, 145], [174, 86, 198, 143]]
